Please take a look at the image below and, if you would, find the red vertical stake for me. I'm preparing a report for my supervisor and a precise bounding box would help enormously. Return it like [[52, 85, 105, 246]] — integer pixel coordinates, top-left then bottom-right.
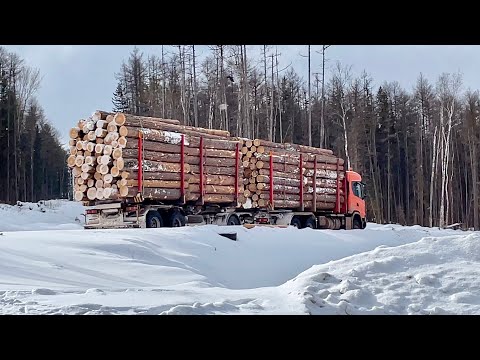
[[269, 151, 274, 210], [299, 153, 304, 211], [180, 134, 185, 203], [234, 142, 239, 204], [313, 156, 317, 212], [336, 158, 341, 213], [199, 136, 204, 205], [138, 131, 143, 194]]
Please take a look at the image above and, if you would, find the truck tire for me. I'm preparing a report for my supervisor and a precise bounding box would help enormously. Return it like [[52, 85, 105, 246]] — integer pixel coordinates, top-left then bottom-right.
[[291, 216, 302, 229], [304, 217, 316, 229], [227, 215, 240, 226], [146, 211, 163, 228], [168, 210, 186, 227], [353, 217, 362, 229]]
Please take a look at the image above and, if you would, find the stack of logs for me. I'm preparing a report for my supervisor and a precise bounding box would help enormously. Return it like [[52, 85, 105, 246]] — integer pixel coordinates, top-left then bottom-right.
[[67, 111, 244, 205], [241, 139, 345, 210], [67, 110, 345, 211]]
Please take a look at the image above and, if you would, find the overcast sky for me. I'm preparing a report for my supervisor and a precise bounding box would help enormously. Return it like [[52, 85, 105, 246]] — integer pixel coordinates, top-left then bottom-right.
[[1, 45, 478, 144]]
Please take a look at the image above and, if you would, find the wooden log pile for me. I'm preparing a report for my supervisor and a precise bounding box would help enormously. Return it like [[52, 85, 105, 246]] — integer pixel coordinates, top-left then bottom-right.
[[67, 111, 244, 205], [240, 139, 345, 210], [67, 110, 346, 212]]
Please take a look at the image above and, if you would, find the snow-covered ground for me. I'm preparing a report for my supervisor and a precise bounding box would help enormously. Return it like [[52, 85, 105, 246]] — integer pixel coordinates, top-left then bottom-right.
[[0, 200, 478, 314]]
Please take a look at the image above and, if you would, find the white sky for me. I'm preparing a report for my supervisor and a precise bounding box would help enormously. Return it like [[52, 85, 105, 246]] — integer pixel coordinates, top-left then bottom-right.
[[1, 45, 477, 144]]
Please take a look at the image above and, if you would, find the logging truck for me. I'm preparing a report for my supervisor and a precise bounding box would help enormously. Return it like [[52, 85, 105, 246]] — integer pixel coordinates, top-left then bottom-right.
[[68, 111, 366, 230], [83, 169, 366, 230]]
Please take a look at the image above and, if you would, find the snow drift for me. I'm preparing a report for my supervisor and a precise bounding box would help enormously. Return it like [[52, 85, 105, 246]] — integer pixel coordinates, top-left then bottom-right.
[[0, 200, 478, 314]]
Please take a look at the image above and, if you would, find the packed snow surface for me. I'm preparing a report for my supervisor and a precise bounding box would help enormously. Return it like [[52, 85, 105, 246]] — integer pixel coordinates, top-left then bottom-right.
[[0, 200, 478, 314]]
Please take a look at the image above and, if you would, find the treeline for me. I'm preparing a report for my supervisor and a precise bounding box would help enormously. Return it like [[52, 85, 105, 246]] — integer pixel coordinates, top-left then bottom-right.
[[0, 47, 69, 204], [113, 46, 479, 229]]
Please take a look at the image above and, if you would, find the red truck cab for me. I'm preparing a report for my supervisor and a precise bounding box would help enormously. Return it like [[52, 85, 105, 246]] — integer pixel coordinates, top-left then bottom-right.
[[344, 170, 367, 229]]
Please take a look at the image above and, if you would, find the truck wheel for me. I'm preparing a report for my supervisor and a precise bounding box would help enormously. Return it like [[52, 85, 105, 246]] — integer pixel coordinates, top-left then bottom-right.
[[304, 217, 316, 229], [291, 216, 302, 229], [227, 215, 240, 226], [353, 218, 362, 229], [169, 210, 186, 227], [146, 211, 163, 228]]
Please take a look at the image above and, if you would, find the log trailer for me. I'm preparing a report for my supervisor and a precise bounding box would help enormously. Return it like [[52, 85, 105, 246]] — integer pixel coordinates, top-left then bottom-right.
[[84, 134, 367, 230]]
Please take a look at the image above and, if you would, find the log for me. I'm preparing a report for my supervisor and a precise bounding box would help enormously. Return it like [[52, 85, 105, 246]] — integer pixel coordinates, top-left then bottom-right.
[[188, 174, 237, 186], [304, 169, 344, 179], [123, 159, 190, 173], [119, 126, 128, 137], [96, 138, 104, 144], [81, 164, 94, 172], [96, 188, 105, 200], [103, 187, 113, 199], [96, 110, 181, 125], [126, 128, 240, 149], [254, 153, 341, 166], [112, 148, 122, 160], [118, 136, 127, 148], [67, 155, 76, 167], [96, 120, 107, 129], [69, 127, 80, 139], [188, 184, 240, 195], [126, 180, 189, 188], [185, 193, 236, 203], [95, 128, 108, 138], [270, 200, 337, 210], [128, 187, 182, 200], [74, 191, 85, 201], [95, 180, 104, 188], [69, 139, 76, 146], [124, 116, 230, 137], [87, 179, 95, 188], [98, 164, 110, 175], [94, 172, 102, 181], [95, 144, 105, 154], [188, 165, 237, 176], [255, 175, 307, 187], [113, 113, 126, 126], [115, 158, 124, 170], [253, 139, 333, 155], [99, 155, 112, 165], [103, 174, 113, 184], [111, 166, 120, 177], [74, 156, 85, 167], [107, 122, 117, 133]]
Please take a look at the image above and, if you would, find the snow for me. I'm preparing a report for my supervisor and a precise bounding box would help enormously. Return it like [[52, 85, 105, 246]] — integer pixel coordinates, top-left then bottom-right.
[[0, 200, 478, 314]]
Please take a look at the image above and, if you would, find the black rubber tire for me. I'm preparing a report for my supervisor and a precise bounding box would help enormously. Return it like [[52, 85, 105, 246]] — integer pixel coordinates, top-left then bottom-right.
[[168, 210, 186, 227], [227, 215, 241, 226], [353, 218, 362, 229], [146, 211, 163, 228], [304, 217, 316, 229], [291, 216, 302, 229]]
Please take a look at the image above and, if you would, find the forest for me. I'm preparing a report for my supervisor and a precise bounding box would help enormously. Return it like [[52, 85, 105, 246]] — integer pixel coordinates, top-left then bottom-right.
[[112, 46, 479, 229], [0, 45, 478, 230], [0, 47, 70, 204]]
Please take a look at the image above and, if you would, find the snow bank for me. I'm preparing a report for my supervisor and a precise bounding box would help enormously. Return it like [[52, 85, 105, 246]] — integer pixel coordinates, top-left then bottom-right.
[[0, 200, 84, 232], [283, 233, 480, 314], [0, 200, 478, 314]]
